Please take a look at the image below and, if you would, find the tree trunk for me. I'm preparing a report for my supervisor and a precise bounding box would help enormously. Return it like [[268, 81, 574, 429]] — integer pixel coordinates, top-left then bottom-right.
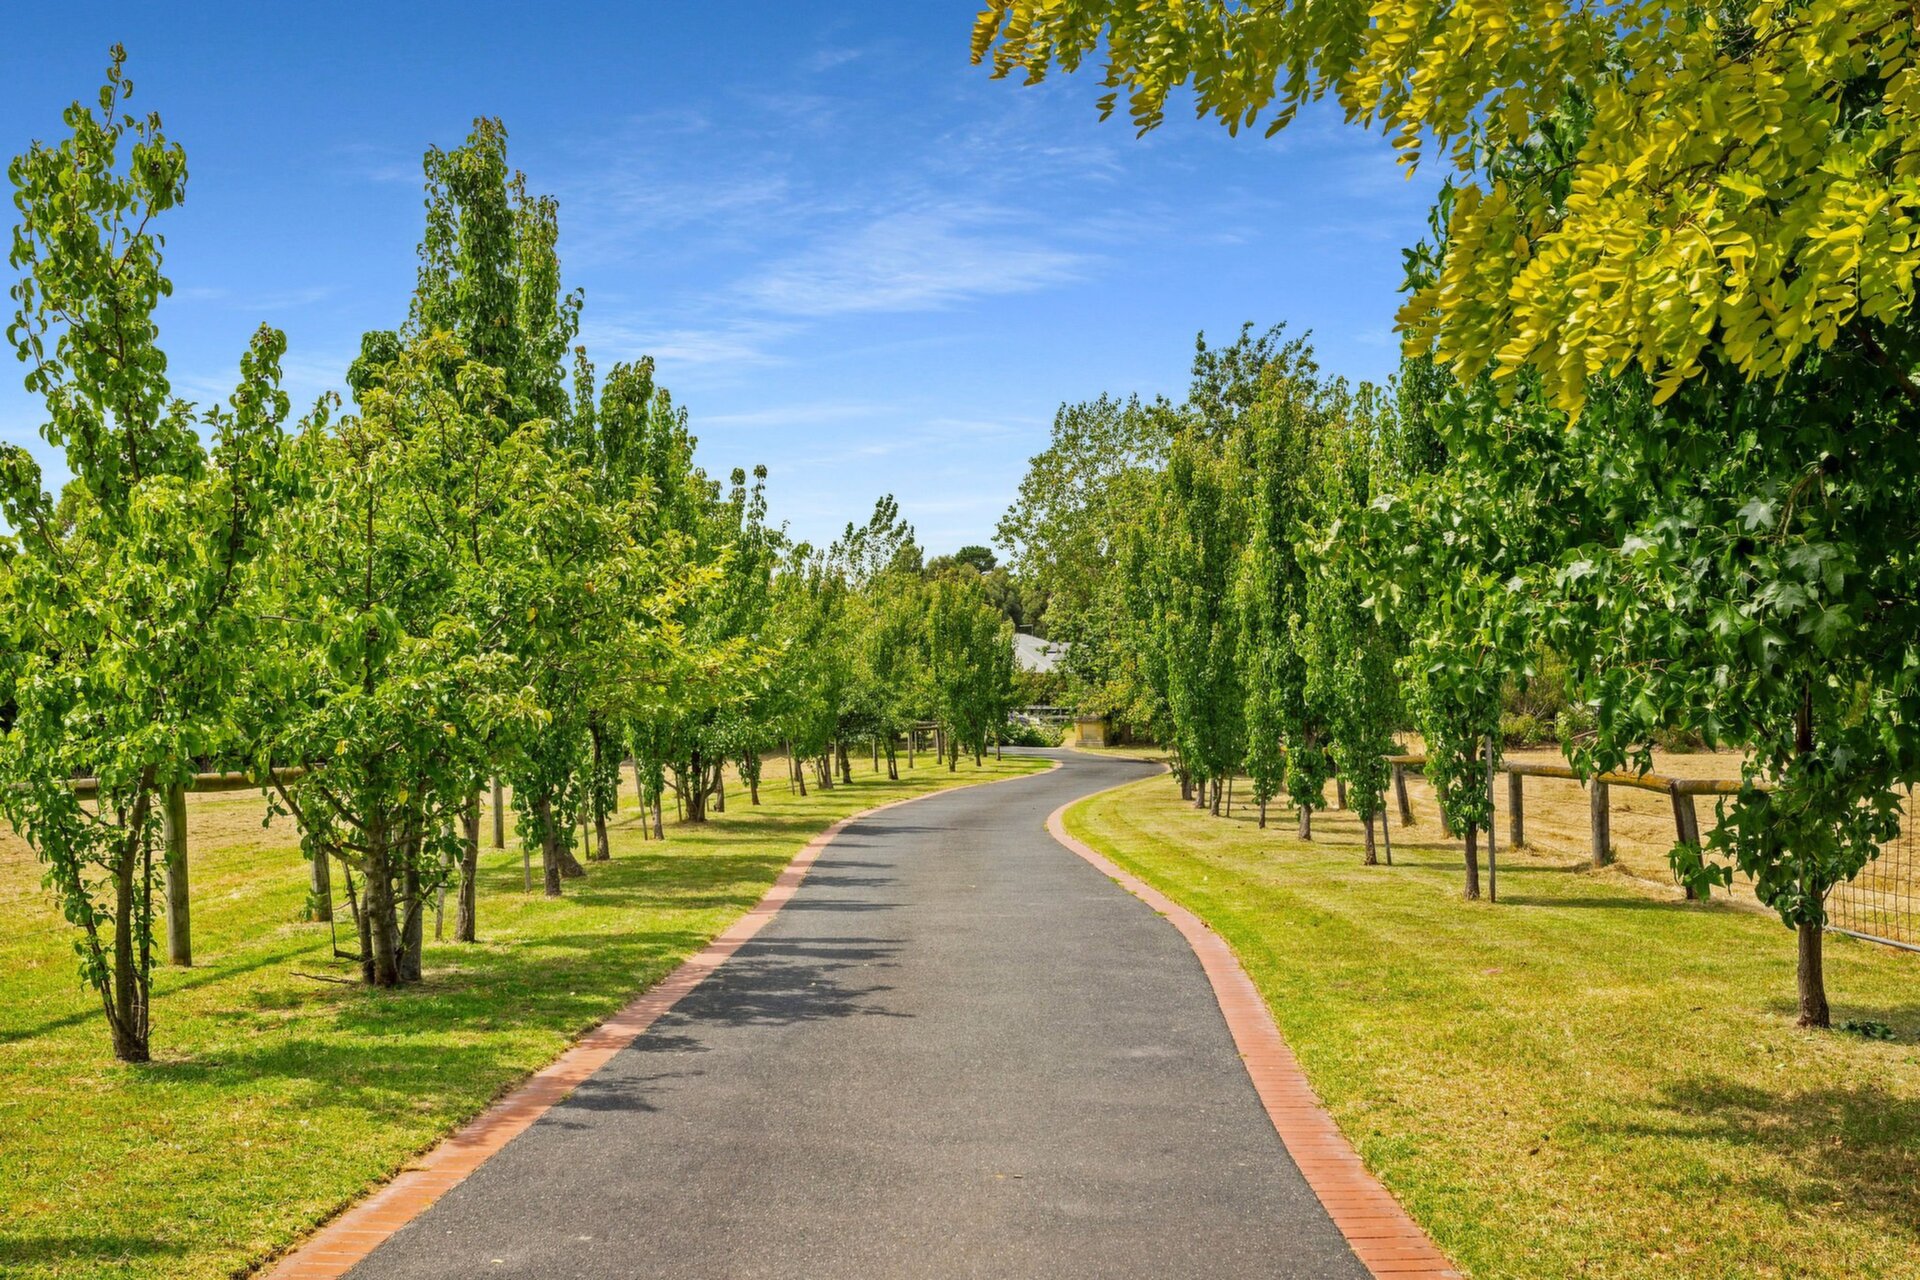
[[364, 843, 402, 986], [1797, 918, 1830, 1028], [838, 741, 852, 786], [492, 776, 506, 848], [557, 832, 588, 879], [653, 794, 664, 840], [355, 870, 375, 983], [685, 750, 708, 821], [457, 790, 480, 943], [1259, 797, 1267, 829], [537, 796, 563, 898], [1298, 804, 1312, 840], [309, 843, 333, 923], [1210, 777, 1221, 817], [1463, 822, 1482, 901], [1363, 812, 1378, 866], [161, 781, 191, 966], [108, 827, 148, 1062], [886, 743, 898, 780], [1179, 771, 1193, 802], [590, 725, 613, 860], [398, 859, 423, 984], [1792, 687, 1829, 1028], [1335, 777, 1347, 810]]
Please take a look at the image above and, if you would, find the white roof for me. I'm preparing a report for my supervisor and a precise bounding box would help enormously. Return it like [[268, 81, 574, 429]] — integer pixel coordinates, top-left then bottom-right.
[[1013, 632, 1068, 673]]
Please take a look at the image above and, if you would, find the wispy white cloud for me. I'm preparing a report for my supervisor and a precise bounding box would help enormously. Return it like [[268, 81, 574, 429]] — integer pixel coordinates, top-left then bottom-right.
[[176, 283, 339, 312], [806, 46, 867, 73], [699, 401, 892, 429], [578, 317, 795, 368], [741, 204, 1090, 317]]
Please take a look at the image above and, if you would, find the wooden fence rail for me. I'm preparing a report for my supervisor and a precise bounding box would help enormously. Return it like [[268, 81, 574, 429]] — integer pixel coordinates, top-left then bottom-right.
[[1386, 753, 1746, 877]]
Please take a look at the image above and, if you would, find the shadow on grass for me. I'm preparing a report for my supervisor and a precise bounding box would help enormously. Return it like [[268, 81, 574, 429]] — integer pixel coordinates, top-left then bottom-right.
[[0, 1232, 185, 1267], [1596, 1075, 1920, 1237]]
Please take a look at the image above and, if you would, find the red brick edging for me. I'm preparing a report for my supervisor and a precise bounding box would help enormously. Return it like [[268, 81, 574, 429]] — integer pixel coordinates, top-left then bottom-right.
[[1045, 800, 1462, 1280], [261, 762, 1059, 1280]]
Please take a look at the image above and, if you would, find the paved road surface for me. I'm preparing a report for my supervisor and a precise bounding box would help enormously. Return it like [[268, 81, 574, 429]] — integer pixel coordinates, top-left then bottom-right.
[[349, 749, 1367, 1279]]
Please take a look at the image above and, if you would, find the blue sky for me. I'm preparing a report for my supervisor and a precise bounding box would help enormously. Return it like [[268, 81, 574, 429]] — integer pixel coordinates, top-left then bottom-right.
[[0, 3, 1438, 553]]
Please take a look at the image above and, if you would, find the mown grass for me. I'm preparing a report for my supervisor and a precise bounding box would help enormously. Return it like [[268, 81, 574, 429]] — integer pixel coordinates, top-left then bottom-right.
[[0, 752, 1046, 1280], [1067, 773, 1920, 1280]]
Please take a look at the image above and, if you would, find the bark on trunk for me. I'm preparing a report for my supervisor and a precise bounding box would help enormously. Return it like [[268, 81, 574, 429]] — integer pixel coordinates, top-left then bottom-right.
[[161, 781, 192, 966], [1363, 812, 1378, 866], [1797, 918, 1830, 1028], [398, 859, 423, 984], [310, 843, 333, 924], [590, 725, 612, 860], [537, 797, 563, 898], [1463, 822, 1482, 901], [1335, 778, 1347, 810], [1259, 798, 1267, 829], [108, 826, 147, 1061], [684, 751, 708, 822], [492, 776, 506, 849], [364, 845, 402, 986], [1298, 804, 1312, 840], [457, 790, 480, 943]]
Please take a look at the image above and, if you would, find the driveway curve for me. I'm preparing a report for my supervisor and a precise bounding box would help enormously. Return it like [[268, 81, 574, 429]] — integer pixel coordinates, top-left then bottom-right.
[[346, 749, 1368, 1280]]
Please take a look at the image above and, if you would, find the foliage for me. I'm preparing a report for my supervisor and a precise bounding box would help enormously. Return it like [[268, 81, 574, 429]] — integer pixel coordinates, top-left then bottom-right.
[[0, 50, 290, 1059], [972, 0, 1920, 416]]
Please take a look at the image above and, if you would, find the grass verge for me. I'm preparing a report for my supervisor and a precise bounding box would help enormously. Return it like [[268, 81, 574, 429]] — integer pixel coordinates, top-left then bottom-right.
[[0, 753, 1047, 1280], [1066, 773, 1920, 1280]]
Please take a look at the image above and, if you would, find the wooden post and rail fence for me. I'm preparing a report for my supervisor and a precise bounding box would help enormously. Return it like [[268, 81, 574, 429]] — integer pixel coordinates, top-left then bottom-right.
[[1387, 753, 1741, 882]]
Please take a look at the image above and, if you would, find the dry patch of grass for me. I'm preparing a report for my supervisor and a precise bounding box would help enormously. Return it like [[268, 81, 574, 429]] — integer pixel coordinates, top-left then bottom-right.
[[0, 753, 1047, 1280], [1069, 772, 1920, 1280]]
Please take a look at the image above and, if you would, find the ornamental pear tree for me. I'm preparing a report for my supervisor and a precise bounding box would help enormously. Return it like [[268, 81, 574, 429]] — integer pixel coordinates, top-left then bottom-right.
[[250, 338, 533, 983], [0, 49, 291, 1058]]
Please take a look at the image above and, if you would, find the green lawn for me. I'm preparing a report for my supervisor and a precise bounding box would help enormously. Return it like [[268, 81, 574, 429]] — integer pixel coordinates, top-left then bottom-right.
[[0, 753, 1046, 1280], [1067, 773, 1920, 1280]]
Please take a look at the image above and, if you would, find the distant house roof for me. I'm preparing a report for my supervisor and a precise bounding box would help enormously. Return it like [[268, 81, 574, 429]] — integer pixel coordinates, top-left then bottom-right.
[[1013, 632, 1068, 674]]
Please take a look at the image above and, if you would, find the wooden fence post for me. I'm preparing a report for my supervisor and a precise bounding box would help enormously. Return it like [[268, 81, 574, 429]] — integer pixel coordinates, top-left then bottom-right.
[[161, 781, 192, 966], [1508, 771, 1525, 848], [1670, 784, 1701, 899], [1393, 765, 1414, 826], [1590, 780, 1613, 867]]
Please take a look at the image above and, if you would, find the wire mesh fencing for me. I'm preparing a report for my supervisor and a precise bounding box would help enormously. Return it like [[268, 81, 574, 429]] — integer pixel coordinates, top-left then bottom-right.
[[1829, 791, 1920, 953]]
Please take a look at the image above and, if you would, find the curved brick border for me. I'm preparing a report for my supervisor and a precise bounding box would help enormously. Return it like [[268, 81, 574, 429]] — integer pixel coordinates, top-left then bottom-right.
[[261, 761, 1058, 1280], [1046, 800, 1462, 1280]]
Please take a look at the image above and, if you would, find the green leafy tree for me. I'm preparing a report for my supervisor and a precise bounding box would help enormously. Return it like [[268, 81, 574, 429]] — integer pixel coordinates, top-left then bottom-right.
[[1302, 389, 1402, 864], [971, 1, 1920, 416], [996, 393, 1171, 714], [0, 50, 290, 1058], [1158, 432, 1245, 813], [251, 337, 533, 982]]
